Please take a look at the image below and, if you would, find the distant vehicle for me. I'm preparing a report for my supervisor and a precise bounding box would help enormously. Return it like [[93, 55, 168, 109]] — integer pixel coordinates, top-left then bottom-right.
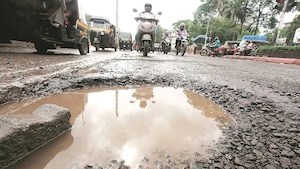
[[200, 43, 223, 57], [89, 16, 117, 51], [176, 35, 189, 56], [118, 32, 133, 51], [218, 41, 240, 55], [235, 39, 270, 56]]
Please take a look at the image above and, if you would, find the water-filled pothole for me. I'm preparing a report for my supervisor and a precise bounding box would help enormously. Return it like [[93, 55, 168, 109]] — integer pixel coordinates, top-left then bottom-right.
[[2, 87, 233, 169]]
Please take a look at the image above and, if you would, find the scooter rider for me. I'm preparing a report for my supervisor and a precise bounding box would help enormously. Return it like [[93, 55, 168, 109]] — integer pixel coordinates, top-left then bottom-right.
[[134, 3, 157, 50], [162, 29, 171, 39], [210, 37, 220, 51], [161, 29, 171, 52], [175, 22, 189, 49]]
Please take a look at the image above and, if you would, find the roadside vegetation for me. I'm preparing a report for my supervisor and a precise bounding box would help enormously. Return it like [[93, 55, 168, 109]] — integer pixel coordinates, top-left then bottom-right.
[[169, 0, 300, 53], [258, 44, 300, 52]]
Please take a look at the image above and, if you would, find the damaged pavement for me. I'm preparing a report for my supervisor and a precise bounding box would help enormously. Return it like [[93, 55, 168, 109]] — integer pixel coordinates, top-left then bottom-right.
[[0, 45, 300, 168]]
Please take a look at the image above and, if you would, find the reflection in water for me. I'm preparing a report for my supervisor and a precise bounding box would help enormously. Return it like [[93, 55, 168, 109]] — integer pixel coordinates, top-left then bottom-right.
[[130, 86, 155, 108], [184, 90, 234, 128], [1, 87, 233, 169]]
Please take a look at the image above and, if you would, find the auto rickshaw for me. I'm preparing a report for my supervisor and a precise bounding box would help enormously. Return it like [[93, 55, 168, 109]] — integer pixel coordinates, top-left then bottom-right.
[[36, 0, 90, 55], [89, 16, 117, 51], [218, 41, 240, 55], [118, 32, 133, 51], [0, 0, 90, 55]]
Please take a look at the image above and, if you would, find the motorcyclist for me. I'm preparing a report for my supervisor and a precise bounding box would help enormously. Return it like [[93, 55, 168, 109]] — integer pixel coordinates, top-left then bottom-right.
[[210, 37, 220, 51], [161, 30, 171, 53], [214, 37, 221, 48], [134, 3, 157, 50], [162, 29, 171, 39], [175, 22, 190, 49]]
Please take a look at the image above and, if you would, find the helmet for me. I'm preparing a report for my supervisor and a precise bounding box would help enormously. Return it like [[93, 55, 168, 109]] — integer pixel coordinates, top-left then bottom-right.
[[214, 37, 219, 40], [145, 3, 152, 8], [179, 22, 185, 27]]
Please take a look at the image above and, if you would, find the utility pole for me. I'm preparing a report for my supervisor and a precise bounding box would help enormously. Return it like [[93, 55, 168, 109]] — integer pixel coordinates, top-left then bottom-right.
[[204, 20, 210, 46], [276, 0, 289, 43], [116, 0, 119, 40]]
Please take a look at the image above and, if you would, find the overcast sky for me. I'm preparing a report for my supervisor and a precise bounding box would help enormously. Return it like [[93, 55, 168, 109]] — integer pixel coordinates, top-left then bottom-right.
[[79, 0, 299, 36], [80, 0, 201, 34]]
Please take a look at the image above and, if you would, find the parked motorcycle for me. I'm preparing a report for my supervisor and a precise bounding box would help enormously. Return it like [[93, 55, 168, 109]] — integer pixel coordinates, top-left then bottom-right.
[[161, 37, 171, 54], [176, 35, 189, 56], [133, 9, 161, 56]]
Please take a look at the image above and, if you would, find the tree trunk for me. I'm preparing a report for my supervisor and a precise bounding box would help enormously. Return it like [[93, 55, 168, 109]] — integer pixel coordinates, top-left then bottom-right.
[[254, 0, 263, 34], [240, 0, 249, 35]]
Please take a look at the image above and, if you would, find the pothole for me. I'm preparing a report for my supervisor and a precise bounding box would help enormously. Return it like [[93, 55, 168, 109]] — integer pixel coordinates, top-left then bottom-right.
[[2, 87, 234, 169]]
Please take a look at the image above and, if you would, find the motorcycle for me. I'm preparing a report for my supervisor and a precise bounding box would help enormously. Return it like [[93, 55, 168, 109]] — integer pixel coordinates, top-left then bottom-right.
[[161, 37, 171, 54], [176, 35, 189, 56], [200, 44, 222, 57], [133, 9, 161, 56]]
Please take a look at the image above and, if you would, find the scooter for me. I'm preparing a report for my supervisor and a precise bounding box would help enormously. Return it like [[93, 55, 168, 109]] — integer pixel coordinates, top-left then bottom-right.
[[200, 44, 222, 57], [161, 37, 171, 54], [176, 35, 188, 56], [133, 9, 161, 56]]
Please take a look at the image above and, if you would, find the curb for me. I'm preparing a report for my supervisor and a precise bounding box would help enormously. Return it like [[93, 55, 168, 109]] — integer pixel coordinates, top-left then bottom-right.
[[222, 55, 300, 66], [0, 104, 71, 168]]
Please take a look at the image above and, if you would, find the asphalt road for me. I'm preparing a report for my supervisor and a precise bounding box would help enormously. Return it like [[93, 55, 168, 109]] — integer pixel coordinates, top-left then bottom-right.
[[1, 45, 300, 168]]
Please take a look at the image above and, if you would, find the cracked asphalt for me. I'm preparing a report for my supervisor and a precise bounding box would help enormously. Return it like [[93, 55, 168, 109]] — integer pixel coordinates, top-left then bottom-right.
[[0, 44, 300, 169]]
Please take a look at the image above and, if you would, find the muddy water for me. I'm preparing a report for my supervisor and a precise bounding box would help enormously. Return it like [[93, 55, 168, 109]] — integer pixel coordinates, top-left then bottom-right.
[[2, 87, 233, 169]]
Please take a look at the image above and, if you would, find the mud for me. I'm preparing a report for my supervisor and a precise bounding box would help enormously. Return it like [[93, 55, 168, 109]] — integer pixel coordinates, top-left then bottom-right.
[[0, 45, 300, 168]]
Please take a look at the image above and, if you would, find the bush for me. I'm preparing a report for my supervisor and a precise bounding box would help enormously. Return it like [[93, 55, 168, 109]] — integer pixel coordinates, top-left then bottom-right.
[[258, 45, 300, 52]]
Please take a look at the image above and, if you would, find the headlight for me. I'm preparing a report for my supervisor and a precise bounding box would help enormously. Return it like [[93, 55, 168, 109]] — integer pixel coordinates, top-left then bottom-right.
[[94, 37, 98, 41], [101, 31, 104, 35]]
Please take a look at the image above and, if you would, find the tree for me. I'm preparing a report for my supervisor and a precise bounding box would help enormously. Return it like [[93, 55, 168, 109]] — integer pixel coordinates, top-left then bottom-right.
[[249, 0, 277, 34], [222, 0, 246, 39], [155, 25, 164, 43]]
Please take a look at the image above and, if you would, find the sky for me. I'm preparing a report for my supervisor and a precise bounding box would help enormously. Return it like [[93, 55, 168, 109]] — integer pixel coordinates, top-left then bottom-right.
[[79, 0, 299, 36], [80, 0, 201, 34]]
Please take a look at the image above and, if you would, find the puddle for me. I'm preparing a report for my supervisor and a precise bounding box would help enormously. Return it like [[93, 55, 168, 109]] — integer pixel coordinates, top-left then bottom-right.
[[1, 87, 233, 169]]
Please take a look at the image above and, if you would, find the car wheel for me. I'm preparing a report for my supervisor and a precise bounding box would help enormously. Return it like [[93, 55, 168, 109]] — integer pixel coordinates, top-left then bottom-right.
[[79, 40, 89, 55], [35, 42, 48, 54]]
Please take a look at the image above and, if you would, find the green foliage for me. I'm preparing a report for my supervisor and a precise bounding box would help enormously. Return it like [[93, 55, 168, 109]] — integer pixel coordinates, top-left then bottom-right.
[[258, 45, 300, 52], [280, 26, 290, 38], [155, 25, 164, 43], [85, 14, 91, 26], [264, 32, 274, 43]]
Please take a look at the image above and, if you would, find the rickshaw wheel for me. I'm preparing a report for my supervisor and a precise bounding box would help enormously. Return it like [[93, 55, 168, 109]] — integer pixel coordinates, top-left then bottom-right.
[[79, 41, 89, 55], [35, 42, 48, 54], [200, 49, 208, 56]]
